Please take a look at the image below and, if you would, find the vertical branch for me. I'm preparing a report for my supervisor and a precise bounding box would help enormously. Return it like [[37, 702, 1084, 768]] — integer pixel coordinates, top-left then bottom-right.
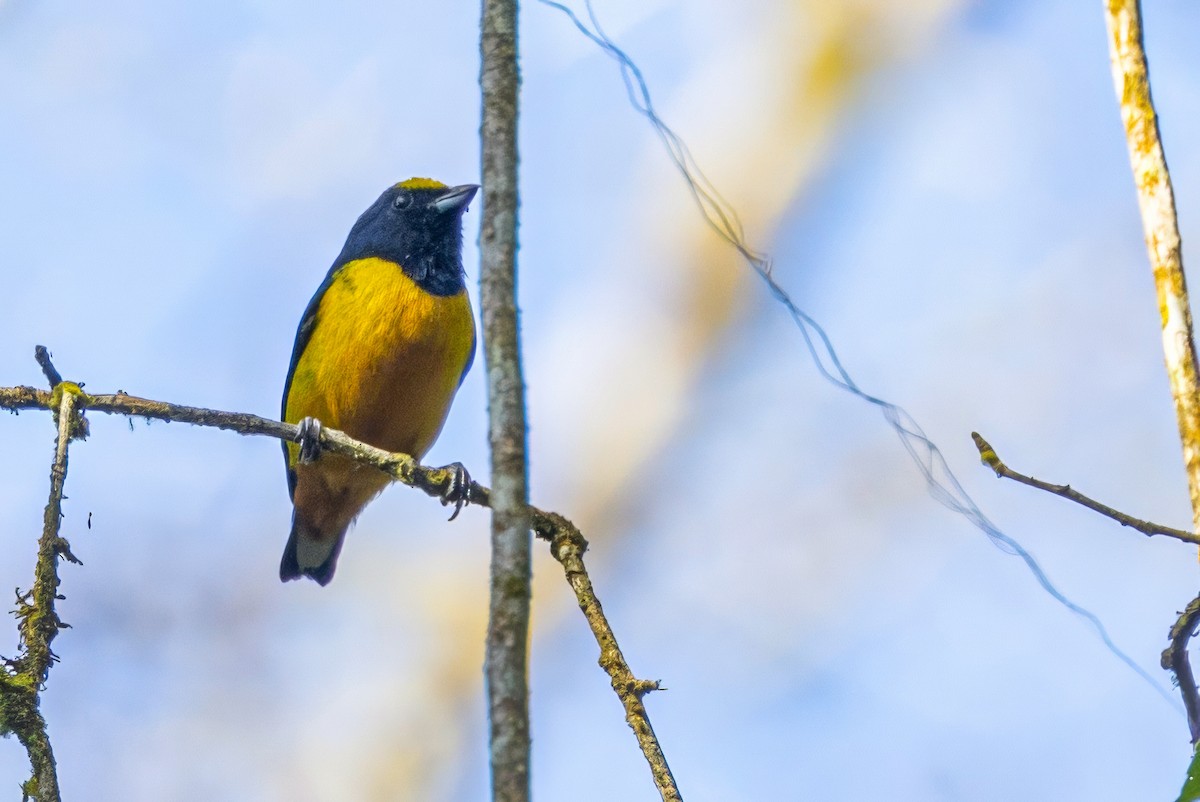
[[6, 384, 81, 802], [1103, 0, 1200, 739], [480, 1, 531, 800], [1104, 1, 1200, 530]]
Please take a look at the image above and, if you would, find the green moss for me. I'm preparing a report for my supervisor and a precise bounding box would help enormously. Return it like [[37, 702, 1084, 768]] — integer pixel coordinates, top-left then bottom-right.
[[47, 381, 87, 410], [47, 381, 91, 440]]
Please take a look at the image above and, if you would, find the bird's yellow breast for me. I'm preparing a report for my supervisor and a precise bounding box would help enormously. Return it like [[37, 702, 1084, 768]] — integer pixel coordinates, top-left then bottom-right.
[[284, 257, 474, 465]]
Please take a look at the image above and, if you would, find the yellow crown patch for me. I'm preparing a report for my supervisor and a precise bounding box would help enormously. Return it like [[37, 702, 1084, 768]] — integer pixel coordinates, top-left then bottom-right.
[[395, 177, 449, 191]]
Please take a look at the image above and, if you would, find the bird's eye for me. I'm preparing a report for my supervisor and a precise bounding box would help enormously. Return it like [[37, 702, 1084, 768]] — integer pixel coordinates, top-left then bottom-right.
[[392, 193, 412, 210]]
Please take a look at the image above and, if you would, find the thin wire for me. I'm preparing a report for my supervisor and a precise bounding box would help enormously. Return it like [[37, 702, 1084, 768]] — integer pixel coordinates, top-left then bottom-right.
[[537, 0, 1182, 712]]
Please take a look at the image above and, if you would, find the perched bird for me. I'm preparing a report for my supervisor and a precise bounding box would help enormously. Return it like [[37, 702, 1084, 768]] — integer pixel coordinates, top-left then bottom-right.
[[280, 178, 479, 585]]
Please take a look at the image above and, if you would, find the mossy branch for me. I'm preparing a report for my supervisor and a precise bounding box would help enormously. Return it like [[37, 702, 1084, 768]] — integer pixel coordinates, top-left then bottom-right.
[[1104, 2, 1200, 537], [1, 348, 680, 801], [2, 355, 85, 802]]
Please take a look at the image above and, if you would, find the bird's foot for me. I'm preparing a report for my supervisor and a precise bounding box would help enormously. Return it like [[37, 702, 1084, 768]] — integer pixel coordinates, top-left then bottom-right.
[[438, 462, 472, 521], [297, 417, 324, 464]]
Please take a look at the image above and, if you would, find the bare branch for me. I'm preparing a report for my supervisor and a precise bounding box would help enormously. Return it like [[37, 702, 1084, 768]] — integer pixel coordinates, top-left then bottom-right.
[[32, 346, 61, 389], [1, 385, 476, 506], [1, 371, 680, 799], [1163, 593, 1200, 743], [480, 0, 533, 799], [971, 432, 1198, 545], [539, 514, 682, 800]]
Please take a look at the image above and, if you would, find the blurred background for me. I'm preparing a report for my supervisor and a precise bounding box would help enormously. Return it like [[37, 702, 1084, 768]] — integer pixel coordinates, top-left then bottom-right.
[[2, 0, 1199, 798]]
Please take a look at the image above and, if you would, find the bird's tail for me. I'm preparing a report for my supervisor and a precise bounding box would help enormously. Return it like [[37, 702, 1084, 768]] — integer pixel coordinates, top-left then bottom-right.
[[280, 512, 346, 586]]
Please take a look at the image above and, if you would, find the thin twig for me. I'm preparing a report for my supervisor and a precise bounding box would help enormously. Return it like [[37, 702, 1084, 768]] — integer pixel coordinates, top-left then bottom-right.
[[480, 0, 532, 799], [1, 373, 680, 799], [1164, 594, 1200, 743], [971, 432, 1198, 545], [539, 513, 681, 800]]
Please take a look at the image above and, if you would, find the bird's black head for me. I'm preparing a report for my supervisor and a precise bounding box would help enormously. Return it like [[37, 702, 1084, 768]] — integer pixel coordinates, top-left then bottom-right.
[[335, 178, 479, 296]]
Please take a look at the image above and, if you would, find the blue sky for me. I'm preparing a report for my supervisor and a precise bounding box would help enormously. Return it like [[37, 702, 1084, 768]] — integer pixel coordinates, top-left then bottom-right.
[[3, 0, 1200, 799]]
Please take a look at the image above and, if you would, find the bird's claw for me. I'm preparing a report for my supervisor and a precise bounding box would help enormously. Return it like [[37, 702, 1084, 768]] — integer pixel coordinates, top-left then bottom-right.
[[297, 417, 324, 464], [439, 462, 472, 521]]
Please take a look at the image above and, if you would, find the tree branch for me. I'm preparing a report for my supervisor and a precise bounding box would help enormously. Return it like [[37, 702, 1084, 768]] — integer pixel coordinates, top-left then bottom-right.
[[2, 365, 85, 802], [540, 514, 681, 800], [480, 0, 532, 799], [1103, 1, 1200, 537], [1104, 0, 1200, 746], [1, 356, 680, 799], [0, 384, 479, 509], [971, 432, 1198, 544], [32, 346, 62, 389], [1164, 593, 1200, 744]]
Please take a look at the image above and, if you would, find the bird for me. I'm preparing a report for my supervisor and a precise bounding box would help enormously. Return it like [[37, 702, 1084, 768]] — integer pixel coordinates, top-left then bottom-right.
[[279, 178, 479, 585]]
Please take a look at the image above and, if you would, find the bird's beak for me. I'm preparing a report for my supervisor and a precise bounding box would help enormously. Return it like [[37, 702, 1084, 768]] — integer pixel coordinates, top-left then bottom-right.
[[432, 184, 480, 214]]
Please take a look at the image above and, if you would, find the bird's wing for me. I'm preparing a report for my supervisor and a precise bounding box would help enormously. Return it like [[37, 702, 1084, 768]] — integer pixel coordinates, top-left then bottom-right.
[[280, 265, 340, 500], [458, 323, 476, 387]]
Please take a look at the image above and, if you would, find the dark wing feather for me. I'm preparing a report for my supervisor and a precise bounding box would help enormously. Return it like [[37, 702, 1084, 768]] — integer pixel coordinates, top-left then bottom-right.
[[281, 266, 340, 500], [458, 320, 476, 387]]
